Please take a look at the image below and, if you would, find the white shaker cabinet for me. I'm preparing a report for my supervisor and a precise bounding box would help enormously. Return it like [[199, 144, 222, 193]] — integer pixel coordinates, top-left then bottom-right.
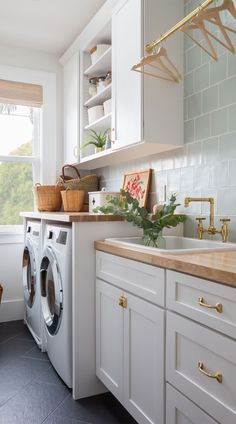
[[96, 252, 165, 424], [63, 52, 79, 164], [123, 292, 164, 424], [96, 279, 124, 403], [112, 0, 183, 155]]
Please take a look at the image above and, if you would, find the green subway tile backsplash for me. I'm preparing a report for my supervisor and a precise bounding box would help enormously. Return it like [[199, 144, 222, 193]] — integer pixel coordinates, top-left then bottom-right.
[[95, 0, 236, 241]]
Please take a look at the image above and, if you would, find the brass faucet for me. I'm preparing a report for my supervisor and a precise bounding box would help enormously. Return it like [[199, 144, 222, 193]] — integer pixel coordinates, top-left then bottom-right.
[[184, 197, 230, 242]]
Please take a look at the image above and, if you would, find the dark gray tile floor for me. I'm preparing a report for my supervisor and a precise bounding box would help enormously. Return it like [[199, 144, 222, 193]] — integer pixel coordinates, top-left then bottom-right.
[[0, 320, 137, 424]]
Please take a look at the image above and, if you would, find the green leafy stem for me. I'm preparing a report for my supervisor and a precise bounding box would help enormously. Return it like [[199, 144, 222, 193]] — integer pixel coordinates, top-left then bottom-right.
[[94, 190, 186, 247]]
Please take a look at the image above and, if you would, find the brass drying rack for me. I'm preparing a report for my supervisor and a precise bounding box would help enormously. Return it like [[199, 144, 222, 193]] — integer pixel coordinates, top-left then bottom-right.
[[145, 0, 214, 54]]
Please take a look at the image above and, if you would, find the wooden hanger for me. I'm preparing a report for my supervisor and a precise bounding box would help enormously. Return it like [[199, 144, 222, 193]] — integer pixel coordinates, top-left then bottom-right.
[[181, 0, 236, 61], [131, 47, 181, 82]]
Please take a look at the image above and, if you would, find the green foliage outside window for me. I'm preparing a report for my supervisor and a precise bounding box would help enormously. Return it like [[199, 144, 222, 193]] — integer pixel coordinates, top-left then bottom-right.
[[0, 141, 34, 225]]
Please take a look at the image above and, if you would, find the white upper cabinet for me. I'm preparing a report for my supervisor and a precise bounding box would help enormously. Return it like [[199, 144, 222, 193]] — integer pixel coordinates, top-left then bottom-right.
[[61, 0, 183, 168], [63, 52, 79, 164], [112, 0, 142, 149], [112, 0, 183, 154]]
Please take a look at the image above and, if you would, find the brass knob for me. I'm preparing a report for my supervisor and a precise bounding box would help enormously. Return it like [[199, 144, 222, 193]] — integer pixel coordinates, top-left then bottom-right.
[[119, 296, 127, 309], [220, 218, 231, 222], [196, 217, 206, 222]]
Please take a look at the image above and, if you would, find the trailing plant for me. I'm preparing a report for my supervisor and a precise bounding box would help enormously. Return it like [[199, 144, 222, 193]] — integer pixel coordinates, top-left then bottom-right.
[[81, 129, 109, 150], [94, 190, 186, 247]]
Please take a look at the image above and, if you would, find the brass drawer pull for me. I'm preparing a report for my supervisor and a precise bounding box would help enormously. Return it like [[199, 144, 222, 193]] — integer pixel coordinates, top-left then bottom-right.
[[198, 296, 222, 313], [119, 296, 127, 309], [198, 361, 222, 383]]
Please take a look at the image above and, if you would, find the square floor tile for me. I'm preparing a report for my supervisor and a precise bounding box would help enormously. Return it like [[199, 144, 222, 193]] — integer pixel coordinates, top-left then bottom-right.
[[0, 381, 69, 424], [53, 393, 136, 424], [23, 346, 49, 362], [0, 357, 51, 406]]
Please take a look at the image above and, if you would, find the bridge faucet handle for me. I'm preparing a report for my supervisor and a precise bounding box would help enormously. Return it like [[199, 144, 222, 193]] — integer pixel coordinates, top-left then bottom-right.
[[196, 217, 206, 240], [220, 218, 230, 243], [220, 218, 231, 223], [196, 217, 206, 222]]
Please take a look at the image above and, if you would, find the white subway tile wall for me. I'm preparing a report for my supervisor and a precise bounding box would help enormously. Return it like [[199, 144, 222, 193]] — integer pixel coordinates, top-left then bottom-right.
[[94, 0, 236, 241]]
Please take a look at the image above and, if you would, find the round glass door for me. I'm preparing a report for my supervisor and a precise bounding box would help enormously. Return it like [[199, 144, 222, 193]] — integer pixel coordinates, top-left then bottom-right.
[[22, 241, 36, 308], [40, 247, 63, 336]]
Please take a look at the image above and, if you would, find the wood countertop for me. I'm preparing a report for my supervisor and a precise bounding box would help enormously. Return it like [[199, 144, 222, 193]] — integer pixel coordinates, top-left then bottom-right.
[[95, 240, 236, 288], [20, 211, 123, 223]]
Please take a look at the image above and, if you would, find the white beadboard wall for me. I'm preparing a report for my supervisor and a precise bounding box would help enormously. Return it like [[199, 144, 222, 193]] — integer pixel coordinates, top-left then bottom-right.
[[94, 0, 236, 242]]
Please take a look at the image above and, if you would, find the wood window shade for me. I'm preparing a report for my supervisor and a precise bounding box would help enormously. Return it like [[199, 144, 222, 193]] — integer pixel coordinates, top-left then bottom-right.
[[0, 79, 43, 107]]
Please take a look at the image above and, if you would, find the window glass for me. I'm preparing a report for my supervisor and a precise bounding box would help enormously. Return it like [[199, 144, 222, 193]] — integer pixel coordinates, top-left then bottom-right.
[[0, 162, 34, 224], [0, 103, 39, 225], [0, 105, 33, 156]]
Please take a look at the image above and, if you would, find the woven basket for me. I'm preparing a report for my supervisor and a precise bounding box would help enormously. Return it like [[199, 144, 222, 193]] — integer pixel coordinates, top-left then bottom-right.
[[58, 165, 99, 203], [61, 190, 85, 212], [33, 184, 63, 212]]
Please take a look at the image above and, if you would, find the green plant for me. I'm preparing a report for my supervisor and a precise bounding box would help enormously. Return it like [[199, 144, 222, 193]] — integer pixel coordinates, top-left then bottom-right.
[[81, 129, 109, 150], [94, 190, 186, 247]]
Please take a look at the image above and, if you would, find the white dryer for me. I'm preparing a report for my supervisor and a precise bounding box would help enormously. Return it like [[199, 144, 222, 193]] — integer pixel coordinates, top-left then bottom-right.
[[22, 220, 42, 347], [40, 224, 72, 388]]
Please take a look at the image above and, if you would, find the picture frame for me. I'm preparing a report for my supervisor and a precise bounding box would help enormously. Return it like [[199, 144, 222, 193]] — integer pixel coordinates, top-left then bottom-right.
[[122, 169, 152, 208]]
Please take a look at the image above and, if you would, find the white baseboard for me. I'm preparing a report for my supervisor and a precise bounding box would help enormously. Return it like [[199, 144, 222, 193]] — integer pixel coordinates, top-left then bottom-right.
[[0, 299, 24, 322]]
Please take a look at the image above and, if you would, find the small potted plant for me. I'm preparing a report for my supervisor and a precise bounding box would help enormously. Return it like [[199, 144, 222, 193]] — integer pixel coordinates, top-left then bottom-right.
[[81, 129, 109, 154]]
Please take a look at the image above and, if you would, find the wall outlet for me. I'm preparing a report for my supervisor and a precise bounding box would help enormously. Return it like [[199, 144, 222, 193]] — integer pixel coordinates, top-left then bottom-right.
[[159, 185, 167, 204]]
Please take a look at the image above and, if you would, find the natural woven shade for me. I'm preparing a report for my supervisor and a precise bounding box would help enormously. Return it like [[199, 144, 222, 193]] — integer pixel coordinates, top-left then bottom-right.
[[0, 79, 43, 107]]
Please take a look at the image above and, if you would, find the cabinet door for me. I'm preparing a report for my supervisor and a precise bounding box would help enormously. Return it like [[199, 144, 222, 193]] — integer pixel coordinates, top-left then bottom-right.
[[96, 279, 124, 402], [112, 0, 142, 149], [124, 293, 165, 424], [63, 52, 79, 163], [166, 384, 217, 424]]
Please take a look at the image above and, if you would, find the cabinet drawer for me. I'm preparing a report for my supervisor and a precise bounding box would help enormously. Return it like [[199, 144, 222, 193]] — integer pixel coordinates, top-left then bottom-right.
[[96, 251, 165, 306], [166, 270, 236, 338], [166, 312, 236, 424], [166, 384, 217, 424]]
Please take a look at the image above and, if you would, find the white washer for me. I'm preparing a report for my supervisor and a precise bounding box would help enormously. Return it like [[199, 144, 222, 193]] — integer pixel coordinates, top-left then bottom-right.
[[22, 220, 42, 347], [40, 224, 72, 388]]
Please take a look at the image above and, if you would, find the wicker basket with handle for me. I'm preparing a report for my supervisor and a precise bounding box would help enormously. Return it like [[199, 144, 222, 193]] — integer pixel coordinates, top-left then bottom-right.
[[33, 183, 63, 212], [61, 189, 85, 212], [58, 165, 99, 204]]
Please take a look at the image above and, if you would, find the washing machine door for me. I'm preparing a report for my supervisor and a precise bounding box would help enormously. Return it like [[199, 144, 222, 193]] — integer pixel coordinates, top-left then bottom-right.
[[40, 247, 63, 336], [22, 240, 36, 308]]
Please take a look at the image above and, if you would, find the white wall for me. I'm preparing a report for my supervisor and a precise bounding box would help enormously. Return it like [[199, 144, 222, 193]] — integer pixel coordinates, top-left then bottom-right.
[[0, 44, 63, 174], [0, 45, 63, 322], [0, 233, 24, 322]]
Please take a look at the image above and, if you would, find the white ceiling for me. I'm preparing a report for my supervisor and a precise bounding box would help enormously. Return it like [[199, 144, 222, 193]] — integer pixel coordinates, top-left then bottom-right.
[[0, 0, 106, 56]]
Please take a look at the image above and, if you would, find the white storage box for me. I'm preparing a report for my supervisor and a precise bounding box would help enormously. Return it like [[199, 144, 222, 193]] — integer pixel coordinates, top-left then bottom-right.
[[89, 190, 120, 213], [103, 98, 111, 115], [88, 105, 104, 124], [90, 44, 111, 65]]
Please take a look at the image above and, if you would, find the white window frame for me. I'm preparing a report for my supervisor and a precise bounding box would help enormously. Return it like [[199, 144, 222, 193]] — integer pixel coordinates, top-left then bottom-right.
[[0, 65, 57, 235]]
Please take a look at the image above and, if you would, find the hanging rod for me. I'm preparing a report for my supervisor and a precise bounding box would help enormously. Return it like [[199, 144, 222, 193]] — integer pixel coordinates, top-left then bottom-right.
[[145, 0, 214, 53]]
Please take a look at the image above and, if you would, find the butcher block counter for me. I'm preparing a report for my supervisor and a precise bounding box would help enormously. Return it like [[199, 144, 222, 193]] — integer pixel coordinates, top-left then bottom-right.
[[20, 211, 123, 222], [95, 240, 236, 287]]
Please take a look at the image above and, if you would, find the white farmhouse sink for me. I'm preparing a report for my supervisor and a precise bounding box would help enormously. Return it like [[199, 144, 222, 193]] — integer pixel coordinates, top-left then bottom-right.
[[105, 236, 236, 254]]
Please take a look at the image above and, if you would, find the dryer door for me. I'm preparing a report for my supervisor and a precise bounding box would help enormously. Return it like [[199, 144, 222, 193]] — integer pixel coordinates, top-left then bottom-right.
[[22, 240, 36, 308], [40, 247, 63, 336]]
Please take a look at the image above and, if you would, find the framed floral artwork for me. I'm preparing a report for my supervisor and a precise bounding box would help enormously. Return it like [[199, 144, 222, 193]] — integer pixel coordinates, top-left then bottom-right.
[[122, 169, 152, 208]]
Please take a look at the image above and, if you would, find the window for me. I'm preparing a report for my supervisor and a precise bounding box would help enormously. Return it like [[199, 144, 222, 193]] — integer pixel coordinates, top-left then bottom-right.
[[0, 67, 57, 232], [0, 104, 41, 225]]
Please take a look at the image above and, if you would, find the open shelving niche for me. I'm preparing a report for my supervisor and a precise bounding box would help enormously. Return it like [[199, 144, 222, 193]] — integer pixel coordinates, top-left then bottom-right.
[[80, 22, 112, 163]]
